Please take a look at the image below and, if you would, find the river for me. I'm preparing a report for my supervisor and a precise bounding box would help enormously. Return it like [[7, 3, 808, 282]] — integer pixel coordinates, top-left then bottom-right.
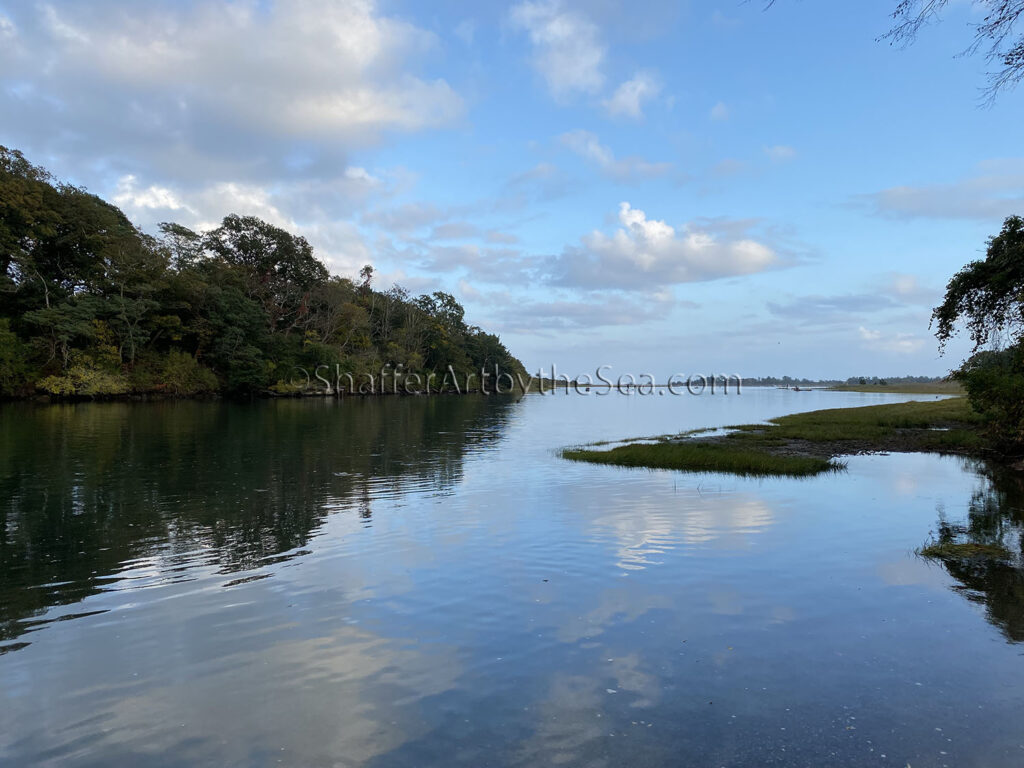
[[2, 389, 1023, 766]]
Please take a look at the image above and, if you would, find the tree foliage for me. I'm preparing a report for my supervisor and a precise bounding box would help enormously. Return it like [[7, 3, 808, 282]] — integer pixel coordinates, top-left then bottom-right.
[[932, 215, 1024, 352], [933, 215, 1024, 450], [0, 146, 526, 398], [885, 1, 1024, 97]]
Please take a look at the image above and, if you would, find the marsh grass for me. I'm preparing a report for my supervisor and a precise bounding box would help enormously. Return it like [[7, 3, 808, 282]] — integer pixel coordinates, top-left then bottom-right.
[[562, 397, 986, 478], [562, 442, 841, 477], [830, 381, 964, 395], [731, 397, 981, 444], [918, 541, 1013, 561]]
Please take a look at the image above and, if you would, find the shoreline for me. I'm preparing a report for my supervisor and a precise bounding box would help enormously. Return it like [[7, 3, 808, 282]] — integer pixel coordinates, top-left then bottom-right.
[[0, 388, 531, 405]]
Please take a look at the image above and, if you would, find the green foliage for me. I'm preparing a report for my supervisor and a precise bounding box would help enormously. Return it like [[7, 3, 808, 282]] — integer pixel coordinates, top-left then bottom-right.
[[37, 354, 130, 398], [954, 345, 1024, 449], [933, 216, 1024, 451], [1, 146, 526, 399], [160, 351, 219, 396], [933, 215, 1024, 352], [0, 319, 29, 395]]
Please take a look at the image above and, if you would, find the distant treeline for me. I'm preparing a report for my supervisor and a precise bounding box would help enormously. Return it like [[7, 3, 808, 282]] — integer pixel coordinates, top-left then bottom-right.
[[0, 147, 526, 399], [744, 375, 946, 387]]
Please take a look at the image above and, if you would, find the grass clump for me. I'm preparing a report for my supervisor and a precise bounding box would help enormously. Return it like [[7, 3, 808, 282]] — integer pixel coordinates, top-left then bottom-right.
[[563, 442, 841, 478], [918, 541, 1013, 561]]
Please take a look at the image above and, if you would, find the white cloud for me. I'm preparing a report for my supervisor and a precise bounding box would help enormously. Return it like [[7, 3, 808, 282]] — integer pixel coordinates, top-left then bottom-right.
[[710, 101, 730, 121], [113, 176, 194, 217], [112, 173, 375, 275], [0, 0, 463, 182], [858, 326, 926, 354], [551, 202, 779, 290], [559, 130, 670, 181], [509, 0, 605, 98], [603, 71, 661, 119], [859, 160, 1024, 220], [560, 130, 614, 166], [764, 145, 797, 162]]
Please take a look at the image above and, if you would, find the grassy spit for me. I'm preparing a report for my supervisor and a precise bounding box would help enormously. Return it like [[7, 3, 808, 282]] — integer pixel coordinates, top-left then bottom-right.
[[562, 397, 986, 478], [828, 381, 964, 395], [918, 541, 1013, 561]]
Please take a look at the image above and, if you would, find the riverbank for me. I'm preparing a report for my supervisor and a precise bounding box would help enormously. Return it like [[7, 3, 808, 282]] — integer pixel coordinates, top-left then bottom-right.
[[562, 397, 998, 477]]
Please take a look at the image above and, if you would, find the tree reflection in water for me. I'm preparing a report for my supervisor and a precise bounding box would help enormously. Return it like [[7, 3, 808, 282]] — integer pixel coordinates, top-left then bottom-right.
[[921, 459, 1024, 642], [0, 396, 517, 647]]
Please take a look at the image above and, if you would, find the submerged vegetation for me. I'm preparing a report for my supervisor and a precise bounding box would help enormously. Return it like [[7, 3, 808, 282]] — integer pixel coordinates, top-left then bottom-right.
[[563, 397, 989, 478], [0, 147, 525, 399]]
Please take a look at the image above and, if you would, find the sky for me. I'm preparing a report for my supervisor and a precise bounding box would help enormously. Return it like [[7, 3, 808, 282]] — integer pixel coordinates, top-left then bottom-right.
[[2, 0, 1023, 379]]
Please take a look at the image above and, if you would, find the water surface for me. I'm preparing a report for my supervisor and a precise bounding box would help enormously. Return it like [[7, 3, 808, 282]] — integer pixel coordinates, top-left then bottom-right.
[[2, 390, 1023, 766]]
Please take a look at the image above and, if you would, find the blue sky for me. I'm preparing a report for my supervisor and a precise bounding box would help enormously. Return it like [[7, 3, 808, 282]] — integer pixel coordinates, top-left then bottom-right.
[[2, 0, 1023, 378]]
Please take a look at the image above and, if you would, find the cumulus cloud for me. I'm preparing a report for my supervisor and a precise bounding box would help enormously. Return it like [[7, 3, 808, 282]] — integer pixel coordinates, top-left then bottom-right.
[[858, 160, 1024, 221], [603, 72, 661, 119], [509, 0, 605, 98], [111, 173, 375, 274], [559, 131, 670, 181], [550, 202, 779, 290], [709, 102, 730, 121], [0, 0, 463, 182]]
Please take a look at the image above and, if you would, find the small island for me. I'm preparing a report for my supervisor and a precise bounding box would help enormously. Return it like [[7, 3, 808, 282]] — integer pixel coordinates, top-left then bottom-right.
[[563, 397, 986, 477]]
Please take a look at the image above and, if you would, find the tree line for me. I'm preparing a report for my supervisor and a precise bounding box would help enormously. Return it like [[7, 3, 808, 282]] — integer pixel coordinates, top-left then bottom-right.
[[0, 147, 526, 399]]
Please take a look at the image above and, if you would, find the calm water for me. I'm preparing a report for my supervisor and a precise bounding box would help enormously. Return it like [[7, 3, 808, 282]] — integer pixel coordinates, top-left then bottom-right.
[[2, 390, 1023, 767]]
